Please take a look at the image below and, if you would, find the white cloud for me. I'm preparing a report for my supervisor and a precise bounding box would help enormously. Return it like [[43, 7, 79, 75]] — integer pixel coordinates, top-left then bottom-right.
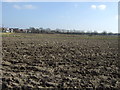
[[91, 4, 107, 10], [91, 5, 97, 9], [23, 5, 36, 9], [13, 4, 36, 10], [13, 5, 21, 9], [98, 5, 106, 10]]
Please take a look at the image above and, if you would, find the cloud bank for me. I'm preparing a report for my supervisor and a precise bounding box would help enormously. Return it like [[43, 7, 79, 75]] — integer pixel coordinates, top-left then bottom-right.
[[13, 4, 36, 10], [91, 5, 97, 9], [98, 5, 106, 10], [91, 5, 106, 10]]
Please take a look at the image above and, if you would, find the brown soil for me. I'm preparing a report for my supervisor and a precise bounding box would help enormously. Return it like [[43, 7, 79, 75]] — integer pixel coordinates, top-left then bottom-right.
[[1, 33, 120, 89]]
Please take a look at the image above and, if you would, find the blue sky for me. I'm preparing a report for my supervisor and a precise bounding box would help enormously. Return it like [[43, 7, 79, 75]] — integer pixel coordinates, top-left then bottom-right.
[[2, 2, 118, 33], [0, 1, 2, 27]]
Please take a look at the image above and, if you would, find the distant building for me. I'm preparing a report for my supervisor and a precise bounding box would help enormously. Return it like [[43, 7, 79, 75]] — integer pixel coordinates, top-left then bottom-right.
[[23, 29, 28, 33], [2, 28, 14, 33], [2, 28, 29, 33], [9, 28, 14, 33]]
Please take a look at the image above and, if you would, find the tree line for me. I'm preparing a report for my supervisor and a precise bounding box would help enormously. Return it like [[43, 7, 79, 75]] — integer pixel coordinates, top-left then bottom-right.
[[1, 27, 119, 36]]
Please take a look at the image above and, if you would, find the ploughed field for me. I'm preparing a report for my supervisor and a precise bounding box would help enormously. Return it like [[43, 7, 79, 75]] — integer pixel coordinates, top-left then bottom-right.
[[2, 33, 120, 89]]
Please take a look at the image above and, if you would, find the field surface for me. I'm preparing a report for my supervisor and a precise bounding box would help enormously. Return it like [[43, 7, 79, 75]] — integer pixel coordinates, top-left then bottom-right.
[[2, 33, 120, 89]]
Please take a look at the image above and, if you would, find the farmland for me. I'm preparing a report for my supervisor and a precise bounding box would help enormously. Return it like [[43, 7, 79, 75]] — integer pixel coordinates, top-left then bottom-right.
[[2, 33, 120, 89]]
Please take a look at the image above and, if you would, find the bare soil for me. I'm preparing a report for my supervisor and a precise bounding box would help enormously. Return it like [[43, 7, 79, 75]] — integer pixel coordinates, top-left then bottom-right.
[[1, 33, 120, 89]]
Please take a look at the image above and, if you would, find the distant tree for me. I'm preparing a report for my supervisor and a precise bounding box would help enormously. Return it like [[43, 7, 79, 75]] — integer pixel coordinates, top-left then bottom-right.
[[13, 28, 19, 33], [108, 32, 113, 35], [45, 28, 51, 33], [39, 27, 44, 33], [86, 31, 92, 36], [56, 28, 61, 33], [36, 28, 40, 33], [101, 31, 107, 35], [39, 27, 43, 30], [61, 29, 66, 33], [0, 28, 2, 33], [66, 29, 68, 33], [20, 29, 24, 33], [2, 27, 7, 32], [73, 29, 76, 33], [93, 31, 98, 35], [29, 27, 36, 33], [79, 30, 85, 35]]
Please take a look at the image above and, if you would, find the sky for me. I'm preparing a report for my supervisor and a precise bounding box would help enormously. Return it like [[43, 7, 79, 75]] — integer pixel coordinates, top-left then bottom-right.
[[2, 0, 119, 2], [0, 1, 2, 27], [2, 2, 118, 33]]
